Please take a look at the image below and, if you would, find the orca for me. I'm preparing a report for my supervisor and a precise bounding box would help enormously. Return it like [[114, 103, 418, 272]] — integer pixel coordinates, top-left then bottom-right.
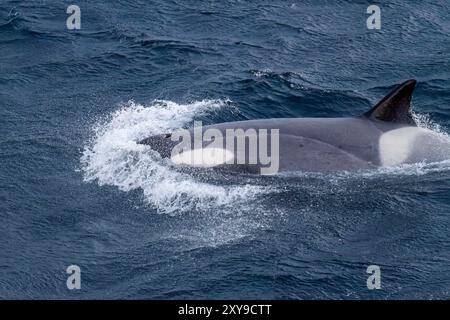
[[139, 80, 450, 174]]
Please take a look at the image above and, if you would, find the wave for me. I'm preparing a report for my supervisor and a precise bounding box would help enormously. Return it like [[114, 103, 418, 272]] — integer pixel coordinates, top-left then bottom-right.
[[80, 99, 269, 215]]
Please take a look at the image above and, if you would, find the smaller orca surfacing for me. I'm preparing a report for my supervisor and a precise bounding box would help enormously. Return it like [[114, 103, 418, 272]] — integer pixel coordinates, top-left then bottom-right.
[[139, 80, 450, 174]]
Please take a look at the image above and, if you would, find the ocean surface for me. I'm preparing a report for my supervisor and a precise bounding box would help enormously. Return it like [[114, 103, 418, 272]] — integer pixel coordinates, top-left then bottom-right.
[[1, 0, 450, 299]]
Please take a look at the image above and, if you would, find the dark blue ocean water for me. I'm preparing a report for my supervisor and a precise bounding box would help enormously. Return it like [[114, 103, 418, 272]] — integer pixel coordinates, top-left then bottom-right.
[[1, 0, 450, 299]]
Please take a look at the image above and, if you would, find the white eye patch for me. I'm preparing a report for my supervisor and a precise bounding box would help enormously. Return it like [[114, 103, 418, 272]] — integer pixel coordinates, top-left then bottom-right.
[[171, 147, 234, 167]]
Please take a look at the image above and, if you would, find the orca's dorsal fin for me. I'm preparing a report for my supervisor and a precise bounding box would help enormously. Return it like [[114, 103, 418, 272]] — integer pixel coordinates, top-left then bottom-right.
[[363, 79, 417, 125]]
